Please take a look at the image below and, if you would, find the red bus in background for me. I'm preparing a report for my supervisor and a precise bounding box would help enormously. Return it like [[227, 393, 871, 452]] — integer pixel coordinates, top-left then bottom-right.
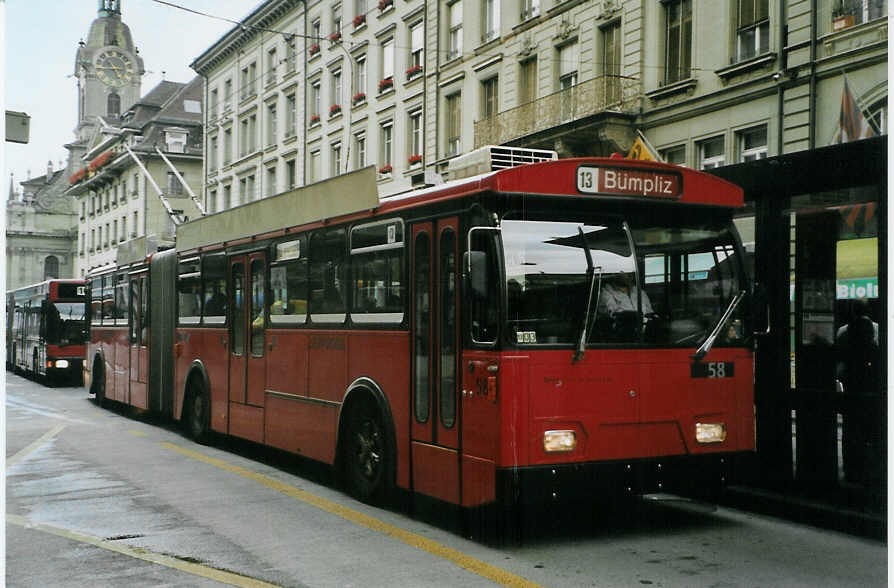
[[86, 147, 755, 509], [6, 279, 88, 384]]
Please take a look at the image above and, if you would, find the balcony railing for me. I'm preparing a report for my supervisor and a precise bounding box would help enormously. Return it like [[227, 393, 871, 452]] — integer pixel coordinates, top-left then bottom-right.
[[474, 75, 639, 148]]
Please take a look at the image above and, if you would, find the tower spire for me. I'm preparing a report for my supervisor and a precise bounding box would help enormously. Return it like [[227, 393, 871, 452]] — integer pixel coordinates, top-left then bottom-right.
[[98, 0, 121, 16]]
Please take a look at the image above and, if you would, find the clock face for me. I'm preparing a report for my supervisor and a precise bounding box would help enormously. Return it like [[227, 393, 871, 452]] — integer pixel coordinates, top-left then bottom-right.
[[94, 49, 135, 87]]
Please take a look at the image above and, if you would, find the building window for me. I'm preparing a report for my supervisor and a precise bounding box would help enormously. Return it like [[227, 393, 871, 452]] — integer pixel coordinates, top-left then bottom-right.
[[240, 174, 256, 202], [267, 102, 278, 146], [210, 135, 219, 169], [332, 3, 342, 37], [121, 215, 127, 241], [167, 172, 184, 195], [266, 165, 277, 196], [267, 48, 278, 85], [520, 57, 537, 105], [310, 150, 321, 183], [331, 69, 343, 111], [165, 129, 187, 153], [381, 38, 394, 83], [664, 0, 692, 84], [310, 80, 321, 122], [558, 42, 578, 91], [311, 18, 321, 49], [240, 114, 257, 156], [521, 0, 539, 20], [355, 132, 367, 169], [223, 184, 232, 210], [113, 220, 118, 243], [208, 190, 217, 214], [448, 1, 463, 60], [355, 54, 367, 99], [698, 136, 725, 169], [445, 92, 461, 156], [481, 76, 498, 119], [602, 20, 621, 104], [224, 79, 233, 110], [482, 0, 499, 43], [107, 92, 121, 117], [223, 127, 233, 165], [331, 142, 342, 176], [286, 93, 297, 137], [44, 256, 59, 280], [286, 37, 297, 73], [661, 144, 687, 166], [737, 0, 769, 61], [132, 172, 139, 196], [738, 125, 768, 161], [210, 88, 219, 118], [380, 121, 393, 170], [409, 109, 423, 160], [409, 22, 424, 73], [285, 158, 297, 190], [830, 0, 887, 32], [240, 64, 251, 100]]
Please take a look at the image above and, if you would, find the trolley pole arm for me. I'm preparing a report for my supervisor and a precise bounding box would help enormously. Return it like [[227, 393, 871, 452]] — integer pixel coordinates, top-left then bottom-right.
[[154, 146, 206, 216], [124, 144, 183, 226]]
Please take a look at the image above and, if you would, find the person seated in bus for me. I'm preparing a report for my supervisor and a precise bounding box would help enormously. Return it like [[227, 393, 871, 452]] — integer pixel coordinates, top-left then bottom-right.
[[597, 272, 654, 338], [204, 283, 227, 317]]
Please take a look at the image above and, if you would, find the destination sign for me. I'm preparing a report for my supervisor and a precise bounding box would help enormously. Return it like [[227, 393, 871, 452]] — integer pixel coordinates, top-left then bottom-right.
[[576, 165, 682, 199]]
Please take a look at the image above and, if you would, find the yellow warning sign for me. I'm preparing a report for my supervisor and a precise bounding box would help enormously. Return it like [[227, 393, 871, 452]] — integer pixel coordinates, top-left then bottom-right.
[[627, 135, 659, 161]]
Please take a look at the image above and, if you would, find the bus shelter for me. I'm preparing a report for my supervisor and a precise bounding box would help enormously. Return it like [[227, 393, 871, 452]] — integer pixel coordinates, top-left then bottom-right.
[[710, 136, 886, 533]]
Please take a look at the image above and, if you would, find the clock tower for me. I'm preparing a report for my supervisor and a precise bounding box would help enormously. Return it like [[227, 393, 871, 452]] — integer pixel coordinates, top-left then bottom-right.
[[72, 0, 144, 152]]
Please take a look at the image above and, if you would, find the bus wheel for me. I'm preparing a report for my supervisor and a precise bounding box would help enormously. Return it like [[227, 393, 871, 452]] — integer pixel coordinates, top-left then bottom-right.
[[342, 400, 390, 504], [92, 357, 105, 407], [185, 382, 209, 444]]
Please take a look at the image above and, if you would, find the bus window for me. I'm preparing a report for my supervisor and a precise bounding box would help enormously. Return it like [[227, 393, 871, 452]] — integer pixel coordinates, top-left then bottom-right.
[[202, 254, 228, 325], [270, 238, 308, 325], [468, 228, 500, 344], [91, 278, 103, 324], [439, 228, 457, 429], [413, 232, 431, 423], [115, 273, 129, 325], [232, 262, 245, 355], [350, 220, 404, 324], [102, 275, 115, 325], [178, 257, 201, 325], [130, 277, 141, 343], [309, 229, 347, 323], [250, 258, 266, 356]]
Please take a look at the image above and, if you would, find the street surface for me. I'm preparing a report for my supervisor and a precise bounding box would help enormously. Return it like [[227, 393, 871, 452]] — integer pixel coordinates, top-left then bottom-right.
[[6, 372, 887, 587]]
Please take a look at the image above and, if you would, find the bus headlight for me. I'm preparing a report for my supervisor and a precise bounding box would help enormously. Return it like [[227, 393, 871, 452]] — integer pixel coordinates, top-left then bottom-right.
[[55, 360, 69, 368], [696, 422, 726, 444], [543, 430, 577, 453]]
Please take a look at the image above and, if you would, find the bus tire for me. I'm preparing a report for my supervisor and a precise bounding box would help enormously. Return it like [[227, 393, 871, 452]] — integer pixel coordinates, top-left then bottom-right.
[[185, 380, 209, 444], [92, 357, 106, 407], [341, 398, 390, 504]]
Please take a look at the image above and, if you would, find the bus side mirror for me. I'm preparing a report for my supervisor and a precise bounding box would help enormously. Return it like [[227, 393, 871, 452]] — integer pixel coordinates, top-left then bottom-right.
[[464, 251, 488, 299], [752, 283, 770, 335]]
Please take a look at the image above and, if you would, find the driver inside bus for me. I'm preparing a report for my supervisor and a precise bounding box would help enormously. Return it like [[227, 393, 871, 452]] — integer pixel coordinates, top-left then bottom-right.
[[597, 271, 654, 324]]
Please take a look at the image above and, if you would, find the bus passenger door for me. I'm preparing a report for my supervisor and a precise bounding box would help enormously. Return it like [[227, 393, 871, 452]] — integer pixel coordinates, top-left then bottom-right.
[[228, 253, 267, 441], [128, 273, 149, 409], [410, 218, 461, 504]]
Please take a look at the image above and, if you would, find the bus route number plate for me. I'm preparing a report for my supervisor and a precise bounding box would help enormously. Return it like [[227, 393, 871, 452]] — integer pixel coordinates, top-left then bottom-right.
[[691, 361, 734, 378]]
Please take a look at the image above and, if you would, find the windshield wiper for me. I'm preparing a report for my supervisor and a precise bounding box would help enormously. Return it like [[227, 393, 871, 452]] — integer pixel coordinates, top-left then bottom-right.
[[691, 290, 746, 361], [573, 226, 601, 363]]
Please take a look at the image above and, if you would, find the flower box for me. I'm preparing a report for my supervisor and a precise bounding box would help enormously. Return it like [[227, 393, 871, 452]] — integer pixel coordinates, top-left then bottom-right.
[[352, 92, 366, 105], [329, 104, 342, 116], [832, 14, 855, 31], [407, 154, 422, 166], [353, 14, 366, 28], [69, 167, 87, 184], [378, 164, 393, 175], [406, 64, 423, 80], [378, 0, 393, 12], [309, 44, 320, 56], [378, 77, 394, 93], [329, 32, 342, 42], [309, 114, 321, 125]]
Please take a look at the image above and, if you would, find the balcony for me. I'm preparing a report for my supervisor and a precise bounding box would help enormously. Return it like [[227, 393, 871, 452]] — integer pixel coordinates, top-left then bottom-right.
[[474, 75, 640, 153]]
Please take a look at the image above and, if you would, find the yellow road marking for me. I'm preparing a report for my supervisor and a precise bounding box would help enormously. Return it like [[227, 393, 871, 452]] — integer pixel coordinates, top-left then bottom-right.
[[8, 424, 67, 467], [161, 442, 543, 588], [6, 514, 281, 588], [128, 430, 149, 437]]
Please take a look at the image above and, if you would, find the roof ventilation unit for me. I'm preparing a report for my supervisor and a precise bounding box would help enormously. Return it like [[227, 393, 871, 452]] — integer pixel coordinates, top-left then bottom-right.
[[445, 145, 557, 181]]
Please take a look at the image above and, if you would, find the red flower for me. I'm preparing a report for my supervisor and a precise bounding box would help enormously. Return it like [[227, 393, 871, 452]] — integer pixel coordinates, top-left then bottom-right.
[[309, 43, 320, 55], [352, 92, 366, 104], [378, 164, 393, 174], [329, 32, 341, 42], [329, 104, 342, 115], [310, 114, 321, 124], [378, 0, 393, 11], [406, 64, 423, 79], [408, 154, 422, 165], [353, 14, 366, 27], [378, 77, 394, 92]]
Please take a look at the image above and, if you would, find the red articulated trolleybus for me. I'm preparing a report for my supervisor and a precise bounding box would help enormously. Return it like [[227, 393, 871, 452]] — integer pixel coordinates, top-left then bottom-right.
[[85, 146, 755, 508], [7, 279, 88, 383]]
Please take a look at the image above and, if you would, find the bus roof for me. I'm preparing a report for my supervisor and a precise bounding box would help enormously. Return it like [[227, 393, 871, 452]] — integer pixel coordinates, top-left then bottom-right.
[[176, 166, 380, 252]]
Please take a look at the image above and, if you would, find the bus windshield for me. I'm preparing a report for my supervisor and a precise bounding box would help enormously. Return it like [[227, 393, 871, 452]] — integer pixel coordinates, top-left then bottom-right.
[[46, 301, 87, 346], [503, 216, 746, 348]]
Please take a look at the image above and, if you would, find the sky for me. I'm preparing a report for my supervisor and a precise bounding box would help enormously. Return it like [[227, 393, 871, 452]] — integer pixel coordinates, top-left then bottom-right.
[[4, 0, 261, 197]]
